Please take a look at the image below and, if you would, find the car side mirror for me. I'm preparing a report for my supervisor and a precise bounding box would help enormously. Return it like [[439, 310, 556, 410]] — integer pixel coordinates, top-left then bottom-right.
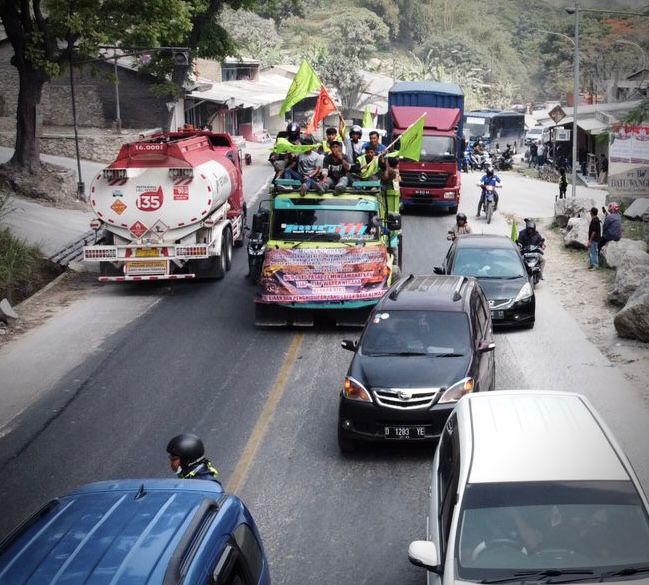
[[251, 211, 269, 234], [341, 339, 358, 352], [386, 213, 401, 231], [433, 266, 444, 275], [478, 340, 496, 353], [408, 541, 440, 572]]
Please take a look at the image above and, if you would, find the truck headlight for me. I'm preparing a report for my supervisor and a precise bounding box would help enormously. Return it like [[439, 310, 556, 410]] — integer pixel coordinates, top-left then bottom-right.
[[515, 282, 533, 303], [342, 377, 373, 402], [438, 377, 474, 404]]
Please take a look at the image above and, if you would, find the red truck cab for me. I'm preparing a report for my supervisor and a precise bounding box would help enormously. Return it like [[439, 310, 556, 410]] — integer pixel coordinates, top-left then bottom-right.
[[392, 106, 462, 212]]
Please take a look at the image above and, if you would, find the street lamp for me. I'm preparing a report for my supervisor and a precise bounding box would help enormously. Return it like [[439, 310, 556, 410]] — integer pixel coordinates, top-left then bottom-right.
[[565, 4, 649, 197]]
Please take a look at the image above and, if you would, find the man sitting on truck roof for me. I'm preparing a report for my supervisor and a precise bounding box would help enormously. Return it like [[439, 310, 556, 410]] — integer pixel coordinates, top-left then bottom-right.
[[344, 125, 365, 164], [355, 144, 381, 181], [363, 130, 386, 154], [322, 141, 351, 194], [320, 127, 344, 155], [283, 137, 326, 195]]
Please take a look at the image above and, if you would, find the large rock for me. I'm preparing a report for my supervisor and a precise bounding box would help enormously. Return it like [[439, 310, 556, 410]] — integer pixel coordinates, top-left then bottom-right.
[[624, 197, 649, 219], [614, 277, 649, 342], [563, 215, 591, 249], [554, 197, 596, 228], [600, 238, 649, 269], [608, 261, 649, 306]]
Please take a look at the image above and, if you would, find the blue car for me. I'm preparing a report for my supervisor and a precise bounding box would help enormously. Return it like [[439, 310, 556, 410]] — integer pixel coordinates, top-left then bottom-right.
[[0, 479, 270, 585]]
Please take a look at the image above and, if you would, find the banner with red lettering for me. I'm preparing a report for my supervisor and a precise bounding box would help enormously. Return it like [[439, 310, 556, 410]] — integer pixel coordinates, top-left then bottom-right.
[[257, 246, 390, 303]]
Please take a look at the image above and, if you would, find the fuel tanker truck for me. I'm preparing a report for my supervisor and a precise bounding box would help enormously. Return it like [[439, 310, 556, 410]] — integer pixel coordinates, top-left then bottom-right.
[[83, 127, 245, 281]]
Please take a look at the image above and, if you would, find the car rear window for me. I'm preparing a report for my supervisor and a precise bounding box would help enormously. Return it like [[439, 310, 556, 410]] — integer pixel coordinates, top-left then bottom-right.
[[360, 311, 471, 356], [456, 480, 649, 579], [453, 247, 525, 279]]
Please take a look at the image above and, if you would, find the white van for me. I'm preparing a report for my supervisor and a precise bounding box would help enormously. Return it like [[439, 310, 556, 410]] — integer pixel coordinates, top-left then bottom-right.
[[524, 126, 545, 145], [408, 391, 649, 584]]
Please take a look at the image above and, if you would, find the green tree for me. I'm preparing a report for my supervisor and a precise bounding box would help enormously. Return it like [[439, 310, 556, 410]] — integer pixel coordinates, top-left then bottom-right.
[[0, 0, 252, 172], [220, 6, 282, 65]]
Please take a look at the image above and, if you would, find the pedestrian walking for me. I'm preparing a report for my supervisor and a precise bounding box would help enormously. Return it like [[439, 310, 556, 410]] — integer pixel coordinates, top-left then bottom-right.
[[558, 167, 568, 199], [598, 154, 608, 184], [528, 141, 538, 168], [587, 207, 601, 269], [537, 141, 545, 167]]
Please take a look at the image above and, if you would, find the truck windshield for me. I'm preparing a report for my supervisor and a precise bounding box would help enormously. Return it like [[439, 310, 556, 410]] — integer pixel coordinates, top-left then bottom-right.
[[272, 209, 379, 242], [419, 136, 456, 162]]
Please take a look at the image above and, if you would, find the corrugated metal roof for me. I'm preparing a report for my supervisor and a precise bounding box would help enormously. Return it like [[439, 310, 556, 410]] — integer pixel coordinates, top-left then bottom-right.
[[189, 73, 296, 109]]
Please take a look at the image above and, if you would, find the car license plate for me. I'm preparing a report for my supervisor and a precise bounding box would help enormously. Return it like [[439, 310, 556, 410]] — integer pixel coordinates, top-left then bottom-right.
[[384, 425, 427, 439], [135, 248, 161, 257], [492, 310, 504, 320]]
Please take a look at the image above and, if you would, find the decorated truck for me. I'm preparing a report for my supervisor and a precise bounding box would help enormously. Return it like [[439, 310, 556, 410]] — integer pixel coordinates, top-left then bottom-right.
[[83, 127, 245, 282], [248, 179, 402, 326]]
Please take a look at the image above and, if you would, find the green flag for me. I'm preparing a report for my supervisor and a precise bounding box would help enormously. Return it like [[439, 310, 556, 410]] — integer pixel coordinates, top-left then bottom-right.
[[511, 219, 518, 242], [362, 107, 373, 129], [279, 60, 321, 117], [396, 114, 425, 161], [272, 137, 319, 155]]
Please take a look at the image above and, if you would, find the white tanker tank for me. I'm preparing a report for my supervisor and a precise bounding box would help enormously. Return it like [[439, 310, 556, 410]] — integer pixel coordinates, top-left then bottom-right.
[[83, 129, 245, 282]]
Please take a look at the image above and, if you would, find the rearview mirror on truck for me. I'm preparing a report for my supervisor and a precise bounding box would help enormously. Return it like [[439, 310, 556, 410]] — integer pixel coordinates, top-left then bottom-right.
[[386, 213, 402, 231]]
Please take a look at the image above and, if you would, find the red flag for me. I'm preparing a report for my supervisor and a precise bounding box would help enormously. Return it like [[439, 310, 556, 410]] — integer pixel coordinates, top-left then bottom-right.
[[306, 85, 336, 134]]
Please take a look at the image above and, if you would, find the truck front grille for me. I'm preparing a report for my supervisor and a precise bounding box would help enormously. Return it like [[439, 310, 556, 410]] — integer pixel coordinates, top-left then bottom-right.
[[400, 171, 449, 188]]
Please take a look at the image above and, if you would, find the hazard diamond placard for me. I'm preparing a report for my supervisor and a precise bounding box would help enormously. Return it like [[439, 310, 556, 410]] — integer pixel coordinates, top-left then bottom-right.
[[129, 221, 149, 238], [110, 199, 127, 215]]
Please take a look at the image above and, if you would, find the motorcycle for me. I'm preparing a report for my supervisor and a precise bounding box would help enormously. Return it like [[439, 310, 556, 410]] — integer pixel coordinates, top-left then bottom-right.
[[520, 244, 544, 284], [462, 147, 472, 173], [496, 146, 514, 171], [482, 184, 499, 224], [247, 231, 266, 284]]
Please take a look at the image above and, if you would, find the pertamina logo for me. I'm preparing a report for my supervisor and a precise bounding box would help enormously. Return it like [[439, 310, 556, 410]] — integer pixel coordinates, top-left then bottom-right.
[[136, 186, 164, 211]]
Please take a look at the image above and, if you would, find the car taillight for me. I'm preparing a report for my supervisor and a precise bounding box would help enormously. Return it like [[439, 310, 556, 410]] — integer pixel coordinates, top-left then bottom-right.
[[342, 377, 372, 402]]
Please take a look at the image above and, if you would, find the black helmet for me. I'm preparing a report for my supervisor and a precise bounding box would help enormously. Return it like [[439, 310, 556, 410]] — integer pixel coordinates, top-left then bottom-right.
[[350, 124, 362, 137], [525, 219, 536, 230], [456, 212, 467, 222], [167, 433, 205, 468], [286, 122, 300, 138], [486, 167, 494, 177]]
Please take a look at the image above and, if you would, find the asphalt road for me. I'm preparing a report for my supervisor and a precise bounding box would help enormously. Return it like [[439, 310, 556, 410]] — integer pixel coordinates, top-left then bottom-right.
[[0, 169, 647, 585]]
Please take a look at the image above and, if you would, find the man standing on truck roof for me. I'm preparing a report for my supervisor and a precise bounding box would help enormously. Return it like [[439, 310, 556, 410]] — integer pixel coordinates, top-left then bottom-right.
[[363, 130, 386, 154], [321, 127, 344, 155], [322, 141, 351, 193], [345, 125, 365, 164], [167, 433, 221, 483]]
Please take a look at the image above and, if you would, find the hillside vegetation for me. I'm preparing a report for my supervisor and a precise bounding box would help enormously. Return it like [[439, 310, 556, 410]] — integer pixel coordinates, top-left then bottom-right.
[[224, 0, 649, 110]]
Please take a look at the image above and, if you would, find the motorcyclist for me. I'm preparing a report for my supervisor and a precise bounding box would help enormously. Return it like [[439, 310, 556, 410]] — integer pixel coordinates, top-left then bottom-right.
[[517, 219, 546, 277], [447, 212, 472, 240], [599, 202, 623, 251], [476, 167, 502, 217], [166, 433, 221, 483]]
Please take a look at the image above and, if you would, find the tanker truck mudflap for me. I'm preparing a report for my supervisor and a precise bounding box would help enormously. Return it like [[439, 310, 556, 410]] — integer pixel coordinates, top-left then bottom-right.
[[83, 127, 245, 282], [251, 181, 402, 327]]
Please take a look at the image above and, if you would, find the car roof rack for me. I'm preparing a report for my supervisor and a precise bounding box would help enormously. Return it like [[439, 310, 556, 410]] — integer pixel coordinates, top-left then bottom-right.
[[388, 273, 415, 300], [162, 495, 226, 585], [453, 276, 467, 301]]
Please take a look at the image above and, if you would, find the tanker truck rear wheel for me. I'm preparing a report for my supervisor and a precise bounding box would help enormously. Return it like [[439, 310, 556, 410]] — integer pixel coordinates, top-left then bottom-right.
[[224, 228, 233, 271]]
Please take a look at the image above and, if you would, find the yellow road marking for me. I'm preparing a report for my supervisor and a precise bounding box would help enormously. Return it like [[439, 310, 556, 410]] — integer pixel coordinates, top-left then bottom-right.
[[227, 333, 304, 494]]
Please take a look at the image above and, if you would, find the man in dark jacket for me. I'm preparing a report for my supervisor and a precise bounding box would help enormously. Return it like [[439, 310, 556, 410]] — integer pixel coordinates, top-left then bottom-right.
[[167, 433, 221, 483], [599, 202, 622, 251], [587, 207, 601, 269], [517, 219, 546, 276]]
